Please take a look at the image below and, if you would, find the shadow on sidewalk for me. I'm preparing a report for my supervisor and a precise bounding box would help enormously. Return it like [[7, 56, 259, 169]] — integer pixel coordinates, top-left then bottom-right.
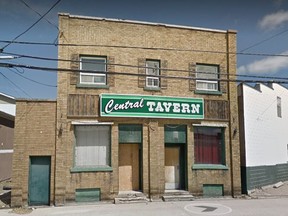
[[0, 191, 11, 207]]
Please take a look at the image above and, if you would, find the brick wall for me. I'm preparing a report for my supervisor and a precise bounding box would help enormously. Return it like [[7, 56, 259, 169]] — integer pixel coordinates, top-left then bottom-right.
[[11, 100, 56, 207]]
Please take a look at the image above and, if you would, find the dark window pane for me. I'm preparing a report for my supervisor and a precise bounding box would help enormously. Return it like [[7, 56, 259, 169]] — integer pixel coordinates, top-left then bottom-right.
[[194, 127, 223, 164]]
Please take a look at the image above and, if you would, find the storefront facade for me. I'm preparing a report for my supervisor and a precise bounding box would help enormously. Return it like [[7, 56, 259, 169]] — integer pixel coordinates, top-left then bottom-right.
[[11, 13, 241, 206]]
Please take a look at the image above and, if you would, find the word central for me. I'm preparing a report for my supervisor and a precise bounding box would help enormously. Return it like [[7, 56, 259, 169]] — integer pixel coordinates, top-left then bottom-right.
[[105, 99, 144, 113]]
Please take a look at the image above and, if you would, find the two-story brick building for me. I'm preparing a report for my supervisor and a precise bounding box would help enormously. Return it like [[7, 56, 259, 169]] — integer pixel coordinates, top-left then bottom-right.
[[11, 13, 241, 206]]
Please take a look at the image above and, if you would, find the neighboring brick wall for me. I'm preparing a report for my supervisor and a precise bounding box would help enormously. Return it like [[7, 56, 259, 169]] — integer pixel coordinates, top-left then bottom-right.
[[55, 13, 241, 202], [11, 100, 56, 207]]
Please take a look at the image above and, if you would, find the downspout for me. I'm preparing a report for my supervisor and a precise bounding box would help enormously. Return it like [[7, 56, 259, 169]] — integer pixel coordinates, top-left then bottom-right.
[[147, 121, 151, 201], [53, 102, 58, 205]]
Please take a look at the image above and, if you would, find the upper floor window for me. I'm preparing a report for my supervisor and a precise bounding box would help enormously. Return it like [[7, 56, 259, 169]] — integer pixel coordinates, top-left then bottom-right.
[[146, 60, 160, 88], [196, 64, 219, 91], [277, 96, 282, 118], [80, 56, 107, 85]]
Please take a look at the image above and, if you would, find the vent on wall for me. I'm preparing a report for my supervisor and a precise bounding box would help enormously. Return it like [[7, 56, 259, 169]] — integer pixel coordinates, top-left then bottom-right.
[[203, 184, 223, 197], [75, 188, 101, 202]]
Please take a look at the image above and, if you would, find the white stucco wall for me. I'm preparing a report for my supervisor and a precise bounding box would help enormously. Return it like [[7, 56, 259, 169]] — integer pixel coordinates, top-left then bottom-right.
[[0, 93, 15, 116], [241, 83, 288, 166]]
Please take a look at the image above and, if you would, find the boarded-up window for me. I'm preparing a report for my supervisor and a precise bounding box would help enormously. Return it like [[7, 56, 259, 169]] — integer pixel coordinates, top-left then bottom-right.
[[75, 125, 111, 167], [204, 100, 229, 120]]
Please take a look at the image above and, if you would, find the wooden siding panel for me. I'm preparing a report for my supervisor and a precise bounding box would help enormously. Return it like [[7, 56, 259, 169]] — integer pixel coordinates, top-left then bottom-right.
[[205, 100, 229, 120], [68, 94, 99, 117]]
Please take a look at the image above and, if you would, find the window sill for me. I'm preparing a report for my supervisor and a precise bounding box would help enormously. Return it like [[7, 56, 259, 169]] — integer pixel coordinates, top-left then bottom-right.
[[195, 90, 223, 95], [144, 86, 161, 91], [70, 166, 113, 173], [76, 84, 110, 89], [192, 164, 228, 170]]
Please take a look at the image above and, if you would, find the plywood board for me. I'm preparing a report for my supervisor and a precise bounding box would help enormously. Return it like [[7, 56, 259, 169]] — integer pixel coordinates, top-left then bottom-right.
[[119, 144, 139, 191], [165, 147, 180, 190]]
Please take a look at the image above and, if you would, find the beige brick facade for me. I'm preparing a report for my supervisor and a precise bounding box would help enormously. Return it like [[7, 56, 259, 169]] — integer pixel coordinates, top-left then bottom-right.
[[11, 13, 241, 207], [11, 100, 56, 207]]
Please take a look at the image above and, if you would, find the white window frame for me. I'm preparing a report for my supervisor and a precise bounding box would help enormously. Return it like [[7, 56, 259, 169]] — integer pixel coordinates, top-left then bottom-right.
[[196, 64, 219, 91], [80, 56, 107, 85], [146, 60, 160, 88], [74, 125, 111, 168]]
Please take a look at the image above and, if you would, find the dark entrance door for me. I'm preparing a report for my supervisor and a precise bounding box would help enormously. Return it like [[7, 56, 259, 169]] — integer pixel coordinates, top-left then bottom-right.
[[28, 156, 51, 205]]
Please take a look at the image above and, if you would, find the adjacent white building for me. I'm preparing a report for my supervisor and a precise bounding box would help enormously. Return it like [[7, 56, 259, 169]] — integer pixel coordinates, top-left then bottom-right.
[[238, 83, 288, 193]]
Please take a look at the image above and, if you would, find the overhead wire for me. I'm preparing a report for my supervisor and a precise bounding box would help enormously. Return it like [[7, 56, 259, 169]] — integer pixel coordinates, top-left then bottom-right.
[[1, 0, 61, 50], [240, 28, 288, 52], [0, 71, 31, 98], [1, 39, 288, 58], [1, 62, 288, 84], [19, 0, 59, 31], [7, 68, 57, 87], [2, 50, 288, 82]]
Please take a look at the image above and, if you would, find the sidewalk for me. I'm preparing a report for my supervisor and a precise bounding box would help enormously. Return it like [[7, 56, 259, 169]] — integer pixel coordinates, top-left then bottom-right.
[[248, 180, 288, 198], [0, 179, 11, 209], [1, 180, 288, 214]]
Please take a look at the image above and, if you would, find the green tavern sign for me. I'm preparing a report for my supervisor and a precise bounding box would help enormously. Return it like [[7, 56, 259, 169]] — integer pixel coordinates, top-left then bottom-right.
[[100, 94, 204, 119]]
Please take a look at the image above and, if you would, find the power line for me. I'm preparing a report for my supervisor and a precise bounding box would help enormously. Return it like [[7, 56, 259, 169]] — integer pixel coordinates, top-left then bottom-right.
[[0, 72, 31, 98], [1, 0, 61, 50], [7, 68, 57, 87], [2, 51, 288, 82], [240, 28, 288, 52], [19, 0, 59, 31], [1, 40, 288, 58], [1, 62, 288, 84]]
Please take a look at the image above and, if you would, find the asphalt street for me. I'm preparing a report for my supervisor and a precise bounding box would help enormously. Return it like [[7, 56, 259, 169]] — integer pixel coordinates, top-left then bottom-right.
[[0, 198, 288, 216]]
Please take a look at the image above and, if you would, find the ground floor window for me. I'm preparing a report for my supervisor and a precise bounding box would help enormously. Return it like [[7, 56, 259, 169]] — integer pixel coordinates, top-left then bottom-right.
[[74, 125, 111, 168], [194, 126, 225, 164]]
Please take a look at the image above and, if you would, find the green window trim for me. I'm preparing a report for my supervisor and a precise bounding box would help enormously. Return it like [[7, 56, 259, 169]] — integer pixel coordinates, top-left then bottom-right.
[[70, 166, 113, 173], [192, 164, 228, 170]]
